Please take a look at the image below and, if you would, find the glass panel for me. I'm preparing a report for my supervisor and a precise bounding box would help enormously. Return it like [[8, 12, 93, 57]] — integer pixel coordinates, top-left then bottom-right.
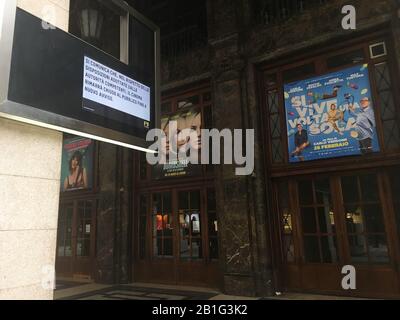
[[57, 205, 73, 257], [284, 235, 295, 263], [383, 120, 400, 149], [179, 192, 189, 210], [341, 176, 359, 203], [317, 207, 335, 234], [368, 235, 389, 263], [271, 138, 284, 163], [315, 179, 331, 205], [349, 235, 368, 263], [161, 102, 172, 115], [363, 205, 385, 233], [301, 208, 317, 233], [374, 63, 391, 91], [209, 238, 219, 260], [77, 201, 91, 257], [303, 236, 320, 263], [379, 91, 396, 121], [267, 90, 279, 114], [265, 73, 278, 88], [359, 175, 379, 202], [270, 114, 281, 139], [154, 237, 162, 256], [321, 236, 338, 263], [152, 192, 173, 258], [345, 205, 364, 234], [191, 191, 201, 209], [283, 63, 315, 82], [163, 192, 172, 213], [191, 238, 203, 260], [326, 48, 365, 69], [163, 238, 173, 256], [177, 95, 200, 109], [207, 189, 216, 211], [298, 180, 314, 205], [180, 238, 191, 259]]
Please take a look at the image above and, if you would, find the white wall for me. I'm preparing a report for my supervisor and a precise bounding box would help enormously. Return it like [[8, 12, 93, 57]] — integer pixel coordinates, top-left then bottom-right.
[[0, 0, 69, 300]]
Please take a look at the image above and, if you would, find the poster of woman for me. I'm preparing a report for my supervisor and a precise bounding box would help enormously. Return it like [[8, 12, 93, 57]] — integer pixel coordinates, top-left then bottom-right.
[[61, 136, 94, 192]]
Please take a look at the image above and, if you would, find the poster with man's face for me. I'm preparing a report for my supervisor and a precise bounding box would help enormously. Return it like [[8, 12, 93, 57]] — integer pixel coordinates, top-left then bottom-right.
[[153, 107, 202, 179], [284, 64, 380, 163], [60, 136, 94, 192]]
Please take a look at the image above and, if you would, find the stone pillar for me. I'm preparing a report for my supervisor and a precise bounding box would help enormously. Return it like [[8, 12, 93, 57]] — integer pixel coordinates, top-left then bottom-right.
[[95, 144, 132, 284], [209, 0, 273, 297], [0, 0, 69, 300], [95, 142, 118, 284]]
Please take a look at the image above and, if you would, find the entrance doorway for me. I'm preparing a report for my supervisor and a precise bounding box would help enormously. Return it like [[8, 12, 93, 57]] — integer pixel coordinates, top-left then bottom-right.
[[56, 199, 96, 281], [275, 167, 400, 298], [133, 188, 221, 288]]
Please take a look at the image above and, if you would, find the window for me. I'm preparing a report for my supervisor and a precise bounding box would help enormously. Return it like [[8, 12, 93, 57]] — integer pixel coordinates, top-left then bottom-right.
[[277, 181, 294, 262], [152, 192, 173, 257], [341, 174, 389, 264], [76, 201, 93, 257], [298, 178, 338, 263], [57, 204, 73, 257], [373, 62, 400, 150], [179, 191, 202, 260]]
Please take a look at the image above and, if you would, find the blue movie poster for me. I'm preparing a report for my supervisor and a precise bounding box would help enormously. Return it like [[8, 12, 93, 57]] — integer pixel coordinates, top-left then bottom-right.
[[284, 64, 380, 163]]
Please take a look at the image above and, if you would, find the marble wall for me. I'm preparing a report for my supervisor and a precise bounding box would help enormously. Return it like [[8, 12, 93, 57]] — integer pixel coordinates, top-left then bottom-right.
[[0, 0, 68, 300]]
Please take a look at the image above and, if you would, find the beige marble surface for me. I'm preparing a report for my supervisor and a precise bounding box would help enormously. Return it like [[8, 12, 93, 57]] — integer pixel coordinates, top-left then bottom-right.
[[17, 0, 70, 31], [0, 119, 63, 300]]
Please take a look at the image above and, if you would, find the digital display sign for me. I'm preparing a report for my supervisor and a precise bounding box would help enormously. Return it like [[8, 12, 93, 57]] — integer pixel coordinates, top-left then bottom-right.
[[0, 4, 160, 151], [83, 56, 151, 122]]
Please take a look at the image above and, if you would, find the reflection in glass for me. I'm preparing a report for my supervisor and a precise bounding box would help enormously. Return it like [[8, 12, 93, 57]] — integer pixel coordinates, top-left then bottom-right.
[[364, 205, 384, 233], [315, 179, 331, 205], [301, 208, 316, 233], [345, 206, 364, 234], [341, 176, 359, 203], [299, 180, 313, 205], [368, 235, 389, 263], [303, 236, 320, 263], [360, 175, 379, 202], [284, 235, 295, 263], [321, 236, 338, 263], [349, 235, 368, 263], [317, 207, 335, 234]]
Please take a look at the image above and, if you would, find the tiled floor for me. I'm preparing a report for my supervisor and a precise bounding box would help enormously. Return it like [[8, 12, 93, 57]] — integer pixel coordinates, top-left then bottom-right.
[[55, 283, 221, 300], [54, 281, 365, 300]]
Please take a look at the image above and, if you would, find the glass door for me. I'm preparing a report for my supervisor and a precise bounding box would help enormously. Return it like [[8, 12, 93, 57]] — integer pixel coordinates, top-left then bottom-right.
[[276, 170, 400, 297]]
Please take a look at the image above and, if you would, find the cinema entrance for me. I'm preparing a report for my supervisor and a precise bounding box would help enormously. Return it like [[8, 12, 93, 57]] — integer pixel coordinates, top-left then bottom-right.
[[260, 29, 400, 298], [273, 167, 400, 298]]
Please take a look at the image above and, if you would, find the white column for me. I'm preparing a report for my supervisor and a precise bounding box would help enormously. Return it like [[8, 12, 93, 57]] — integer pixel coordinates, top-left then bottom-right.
[[0, 0, 69, 300]]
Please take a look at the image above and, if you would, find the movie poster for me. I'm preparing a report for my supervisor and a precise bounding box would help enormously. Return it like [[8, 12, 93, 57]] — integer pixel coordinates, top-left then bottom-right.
[[60, 136, 94, 192], [284, 64, 380, 163], [152, 107, 203, 179]]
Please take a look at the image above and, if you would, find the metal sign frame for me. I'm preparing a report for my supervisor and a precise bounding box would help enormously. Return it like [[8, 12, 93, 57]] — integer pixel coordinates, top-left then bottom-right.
[[0, 0, 160, 152]]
